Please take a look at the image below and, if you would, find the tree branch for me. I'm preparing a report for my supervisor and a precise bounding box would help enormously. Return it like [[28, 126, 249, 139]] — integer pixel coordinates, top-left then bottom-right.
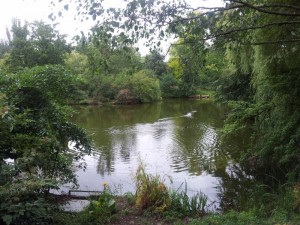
[[231, 0, 300, 17], [250, 39, 300, 45], [186, 3, 300, 12], [256, 3, 300, 11], [209, 21, 300, 39]]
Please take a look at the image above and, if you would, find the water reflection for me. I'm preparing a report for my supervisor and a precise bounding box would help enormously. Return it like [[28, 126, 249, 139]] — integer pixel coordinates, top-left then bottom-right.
[[71, 99, 252, 210]]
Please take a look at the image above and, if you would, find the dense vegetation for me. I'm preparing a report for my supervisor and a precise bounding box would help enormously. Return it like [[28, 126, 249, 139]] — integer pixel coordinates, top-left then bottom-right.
[[1, 0, 300, 224]]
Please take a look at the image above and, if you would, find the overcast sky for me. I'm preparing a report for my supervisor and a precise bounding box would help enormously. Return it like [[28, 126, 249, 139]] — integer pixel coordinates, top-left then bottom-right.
[[0, 0, 224, 54]]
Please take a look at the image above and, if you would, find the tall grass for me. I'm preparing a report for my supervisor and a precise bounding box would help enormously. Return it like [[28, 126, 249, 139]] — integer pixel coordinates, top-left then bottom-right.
[[168, 183, 208, 217], [134, 162, 208, 217], [135, 163, 170, 212]]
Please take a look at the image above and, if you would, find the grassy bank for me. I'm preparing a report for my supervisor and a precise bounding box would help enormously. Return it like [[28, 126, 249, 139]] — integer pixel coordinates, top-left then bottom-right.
[[55, 193, 300, 225], [54, 164, 300, 225]]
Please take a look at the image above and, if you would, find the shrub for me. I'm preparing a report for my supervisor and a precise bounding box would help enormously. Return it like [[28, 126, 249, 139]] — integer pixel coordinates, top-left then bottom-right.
[[0, 65, 92, 224], [79, 183, 117, 225], [160, 74, 181, 98], [115, 88, 137, 104], [129, 70, 161, 103]]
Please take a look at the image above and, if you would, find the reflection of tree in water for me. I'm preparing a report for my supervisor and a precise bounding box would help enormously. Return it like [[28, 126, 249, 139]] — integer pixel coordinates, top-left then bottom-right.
[[214, 130, 254, 211], [215, 163, 254, 212], [110, 127, 137, 162], [97, 146, 115, 175], [96, 126, 138, 174], [72, 102, 162, 175]]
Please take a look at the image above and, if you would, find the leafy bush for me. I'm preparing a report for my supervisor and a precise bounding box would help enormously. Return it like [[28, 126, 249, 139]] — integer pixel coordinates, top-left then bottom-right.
[[128, 70, 161, 103], [115, 88, 136, 104], [0, 65, 92, 224], [160, 74, 181, 98], [75, 183, 117, 225], [0, 163, 60, 225]]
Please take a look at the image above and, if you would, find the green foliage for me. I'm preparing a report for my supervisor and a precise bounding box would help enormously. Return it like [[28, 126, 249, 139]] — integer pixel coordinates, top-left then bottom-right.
[[0, 65, 92, 224], [144, 50, 167, 77], [70, 36, 144, 103], [216, 0, 300, 185], [200, 49, 225, 89], [0, 177, 58, 225], [167, 184, 207, 218], [64, 50, 89, 77], [4, 20, 70, 72], [128, 70, 161, 103], [189, 211, 268, 225], [1, 65, 91, 180], [8, 0, 300, 222], [81, 184, 117, 225], [160, 73, 181, 98], [0, 39, 10, 58], [82, 35, 141, 76], [215, 71, 253, 102], [167, 38, 207, 96], [168, 53, 183, 79], [12, 65, 78, 103]]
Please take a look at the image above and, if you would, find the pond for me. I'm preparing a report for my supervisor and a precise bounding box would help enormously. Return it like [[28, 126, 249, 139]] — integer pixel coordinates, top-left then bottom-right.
[[69, 99, 253, 210]]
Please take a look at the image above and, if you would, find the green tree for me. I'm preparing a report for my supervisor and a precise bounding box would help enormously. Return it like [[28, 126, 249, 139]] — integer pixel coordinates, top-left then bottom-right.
[[0, 65, 92, 224], [0, 40, 10, 58], [64, 50, 89, 77], [74, 27, 143, 101], [114, 69, 161, 104], [168, 40, 205, 96], [144, 50, 167, 78], [29, 21, 71, 66], [4, 20, 70, 72], [212, 0, 300, 186], [160, 73, 180, 98], [4, 19, 34, 72]]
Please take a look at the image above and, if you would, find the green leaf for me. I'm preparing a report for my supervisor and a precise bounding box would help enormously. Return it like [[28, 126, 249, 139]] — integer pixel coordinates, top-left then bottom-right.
[[108, 199, 116, 208], [2, 215, 13, 225]]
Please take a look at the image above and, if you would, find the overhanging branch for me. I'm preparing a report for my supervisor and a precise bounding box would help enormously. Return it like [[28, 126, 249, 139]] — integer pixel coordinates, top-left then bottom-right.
[[230, 0, 300, 17], [209, 21, 300, 39], [250, 39, 300, 45]]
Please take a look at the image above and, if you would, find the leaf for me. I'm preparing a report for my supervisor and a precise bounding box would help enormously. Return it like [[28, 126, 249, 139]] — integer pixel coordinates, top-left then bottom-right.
[[64, 4, 69, 11], [108, 199, 116, 208], [2, 215, 13, 225]]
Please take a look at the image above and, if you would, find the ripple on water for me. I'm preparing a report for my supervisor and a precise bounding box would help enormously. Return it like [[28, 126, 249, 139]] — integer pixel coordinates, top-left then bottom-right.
[[169, 125, 219, 175], [68, 100, 250, 211]]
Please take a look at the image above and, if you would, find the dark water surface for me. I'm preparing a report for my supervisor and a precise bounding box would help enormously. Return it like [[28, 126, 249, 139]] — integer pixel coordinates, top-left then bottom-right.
[[70, 99, 252, 210]]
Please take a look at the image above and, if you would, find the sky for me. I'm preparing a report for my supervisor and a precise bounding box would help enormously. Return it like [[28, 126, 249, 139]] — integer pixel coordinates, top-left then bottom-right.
[[0, 0, 224, 54]]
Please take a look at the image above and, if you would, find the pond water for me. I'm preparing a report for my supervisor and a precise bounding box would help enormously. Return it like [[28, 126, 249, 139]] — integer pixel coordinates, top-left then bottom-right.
[[69, 99, 253, 210]]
